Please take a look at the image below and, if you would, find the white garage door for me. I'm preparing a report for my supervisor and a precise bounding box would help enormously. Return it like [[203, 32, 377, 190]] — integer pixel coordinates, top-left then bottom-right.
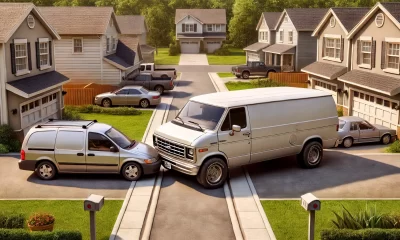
[[180, 41, 199, 54], [247, 52, 260, 62], [206, 41, 221, 53], [21, 91, 60, 135], [314, 79, 337, 104], [352, 90, 399, 129]]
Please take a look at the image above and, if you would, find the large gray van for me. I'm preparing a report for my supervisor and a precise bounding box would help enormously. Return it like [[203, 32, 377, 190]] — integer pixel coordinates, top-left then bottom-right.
[[18, 120, 160, 181]]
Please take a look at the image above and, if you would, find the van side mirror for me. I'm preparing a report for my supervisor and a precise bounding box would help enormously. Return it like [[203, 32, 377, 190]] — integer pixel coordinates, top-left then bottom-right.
[[232, 125, 241, 132], [110, 146, 118, 152]]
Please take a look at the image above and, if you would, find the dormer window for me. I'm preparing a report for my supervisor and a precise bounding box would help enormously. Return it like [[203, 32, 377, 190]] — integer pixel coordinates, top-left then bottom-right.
[[330, 17, 336, 27], [27, 15, 35, 29], [375, 13, 384, 28], [284, 16, 288, 23]]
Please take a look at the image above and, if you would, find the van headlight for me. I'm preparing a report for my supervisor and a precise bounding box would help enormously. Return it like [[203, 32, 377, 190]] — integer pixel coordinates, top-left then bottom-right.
[[186, 147, 194, 159]]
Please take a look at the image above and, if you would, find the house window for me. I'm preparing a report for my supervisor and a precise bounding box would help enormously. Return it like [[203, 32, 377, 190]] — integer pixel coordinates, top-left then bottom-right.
[[215, 24, 221, 32], [264, 31, 268, 41], [106, 37, 110, 52], [15, 42, 28, 73], [113, 37, 117, 50], [288, 31, 293, 43], [284, 16, 288, 22], [279, 30, 283, 42], [73, 38, 82, 53], [375, 13, 385, 28], [330, 17, 336, 27], [207, 24, 213, 31], [39, 41, 49, 67], [185, 24, 195, 32], [361, 41, 372, 65], [387, 43, 400, 69], [27, 15, 35, 29], [325, 38, 341, 59]]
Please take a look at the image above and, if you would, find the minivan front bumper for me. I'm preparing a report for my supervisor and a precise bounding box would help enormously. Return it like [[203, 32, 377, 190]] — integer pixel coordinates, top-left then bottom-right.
[[160, 153, 199, 176], [141, 160, 162, 175], [18, 160, 37, 171]]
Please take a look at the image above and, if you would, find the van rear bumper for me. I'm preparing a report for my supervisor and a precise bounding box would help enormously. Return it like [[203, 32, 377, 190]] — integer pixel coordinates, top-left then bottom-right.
[[159, 153, 199, 176], [18, 160, 37, 171]]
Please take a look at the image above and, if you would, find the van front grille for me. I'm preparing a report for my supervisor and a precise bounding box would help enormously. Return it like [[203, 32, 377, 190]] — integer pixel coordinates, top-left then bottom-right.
[[156, 137, 185, 158]]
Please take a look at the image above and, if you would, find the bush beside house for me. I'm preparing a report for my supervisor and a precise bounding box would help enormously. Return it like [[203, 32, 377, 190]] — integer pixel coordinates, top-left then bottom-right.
[[64, 105, 142, 116], [0, 125, 22, 153], [169, 41, 181, 56]]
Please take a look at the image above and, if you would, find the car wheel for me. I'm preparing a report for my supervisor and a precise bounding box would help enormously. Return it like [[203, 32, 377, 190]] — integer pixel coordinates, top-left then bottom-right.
[[197, 158, 228, 189], [242, 71, 250, 79], [102, 98, 112, 108], [297, 141, 323, 168], [140, 99, 150, 108], [381, 134, 391, 145], [155, 85, 164, 94], [343, 137, 353, 148], [122, 162, 142, 181], [36, 161, 57, 180]]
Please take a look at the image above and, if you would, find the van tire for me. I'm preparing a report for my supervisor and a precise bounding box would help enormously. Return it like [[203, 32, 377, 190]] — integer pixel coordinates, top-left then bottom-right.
[[297, 141, 323, 169], [35, 161, 57, 180], [121, 162, 142, 181], [197, 158, 228, 189]]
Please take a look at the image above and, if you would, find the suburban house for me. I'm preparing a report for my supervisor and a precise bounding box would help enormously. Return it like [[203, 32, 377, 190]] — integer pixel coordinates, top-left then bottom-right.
[[39, 7, 142, 85], [116, 15, 155, 63], [0, 3, 69, 137], [263, 8, 327, 72], [244, 12, 281, 63], [302, 7, 369, 109], [175, 9, 227, 53]]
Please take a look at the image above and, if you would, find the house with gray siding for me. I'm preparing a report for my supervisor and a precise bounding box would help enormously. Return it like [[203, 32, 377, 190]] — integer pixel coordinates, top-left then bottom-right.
[[243, 12, 281, 63], [0, 3, 69, 137], [263, 8, 327, 72]]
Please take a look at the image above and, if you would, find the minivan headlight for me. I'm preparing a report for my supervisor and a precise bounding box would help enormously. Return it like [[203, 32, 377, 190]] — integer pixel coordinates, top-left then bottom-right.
[[144, 158, 157, 164]]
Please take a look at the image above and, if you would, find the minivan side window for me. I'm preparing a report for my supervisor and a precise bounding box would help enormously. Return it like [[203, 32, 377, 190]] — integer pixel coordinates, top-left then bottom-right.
[[27, 131, 57, 150], [221, 107, 247, 131], [88, 132, 114, 151], [55, 131, 84, 151]]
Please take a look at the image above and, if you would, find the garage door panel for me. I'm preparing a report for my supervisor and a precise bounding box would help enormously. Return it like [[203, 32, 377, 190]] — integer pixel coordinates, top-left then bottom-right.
[[180, 41, 199, 53]]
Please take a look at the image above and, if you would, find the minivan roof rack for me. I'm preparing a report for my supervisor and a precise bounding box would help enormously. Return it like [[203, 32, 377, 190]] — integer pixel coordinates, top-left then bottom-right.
[[36, 120, 97, 129]]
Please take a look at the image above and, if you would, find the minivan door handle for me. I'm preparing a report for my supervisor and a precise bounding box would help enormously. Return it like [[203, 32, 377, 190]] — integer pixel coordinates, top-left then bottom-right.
[[77, 153, 84, 156], [243, 132, 251, 136], [88, 153, 95, 157]]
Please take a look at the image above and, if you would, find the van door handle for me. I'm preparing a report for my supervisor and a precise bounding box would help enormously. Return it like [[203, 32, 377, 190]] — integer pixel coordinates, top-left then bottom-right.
[[88, 153, 95, 157], [77, 153, 84, 156], [243, 132, 251, 136]]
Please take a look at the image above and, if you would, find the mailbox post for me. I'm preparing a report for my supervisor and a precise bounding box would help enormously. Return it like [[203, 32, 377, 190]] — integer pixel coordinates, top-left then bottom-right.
[[84, 194, 104, 240], [300, 193, 321, 240]]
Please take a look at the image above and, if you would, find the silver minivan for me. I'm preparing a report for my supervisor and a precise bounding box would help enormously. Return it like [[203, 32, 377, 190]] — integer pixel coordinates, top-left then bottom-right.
[[153, 87, 339, 188], [18, 120, 160, 181]]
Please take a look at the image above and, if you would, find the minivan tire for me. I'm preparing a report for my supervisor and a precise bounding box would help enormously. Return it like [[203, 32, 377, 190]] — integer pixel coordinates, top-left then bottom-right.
[[197, 158, 228, 189], [121, 162, 142, 181], [297, 141, 323, 169], [36, 161, 57, 180]]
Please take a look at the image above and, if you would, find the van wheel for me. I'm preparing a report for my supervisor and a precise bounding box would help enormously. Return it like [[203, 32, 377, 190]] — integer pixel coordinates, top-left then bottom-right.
[[36, 161, 57, 180], [381, 134, 391, 145], [342, 137, 353, 148], [297, 141, 323, 169], [121, 162, 142, 181], [197, 158, 228, 189]]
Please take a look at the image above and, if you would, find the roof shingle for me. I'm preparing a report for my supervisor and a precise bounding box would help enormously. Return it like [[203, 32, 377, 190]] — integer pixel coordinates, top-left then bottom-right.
[[262, 44, 295, 54], [0, 3, 34, 43], [175, 9, 226, 24], [285, 8, 328, 31], [381, 2, 400, 24], [331, 8, 370, 32], [243, 42, 270, 52], [302, 62, 348, 80], [262, 12, 281, 30], [116, 15, 146, 35]]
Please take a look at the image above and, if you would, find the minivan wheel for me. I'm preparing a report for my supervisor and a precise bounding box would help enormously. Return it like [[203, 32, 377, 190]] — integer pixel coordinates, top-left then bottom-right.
[[197, 158, 228, 189], [140, 99, 150, 108], [36, 161, 57, 180], [297, 141, 323, 169], [122, 162, 142, 181], [343, 137, 353, 148], [102, 98, 112, 108], [381, 134, 391, 145]]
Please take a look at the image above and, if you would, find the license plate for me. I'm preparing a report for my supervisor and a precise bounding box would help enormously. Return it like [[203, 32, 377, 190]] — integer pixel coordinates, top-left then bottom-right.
[[163, 161, 172, 169]]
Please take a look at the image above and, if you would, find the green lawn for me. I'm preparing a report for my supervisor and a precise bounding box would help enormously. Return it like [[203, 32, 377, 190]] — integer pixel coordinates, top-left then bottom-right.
[[154, 48, 180, 65], [217, 72, 234, 78], [225, 81, 255, 91], [262, 200, 400, 240], [207, 48, 246, 65], [0, 200, 122, 240], [81, 111, 153, 140]]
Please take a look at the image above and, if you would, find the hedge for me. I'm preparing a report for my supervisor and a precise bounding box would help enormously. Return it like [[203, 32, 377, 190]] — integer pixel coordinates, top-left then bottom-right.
[[321, 228, 400, 240], [0, 229, 82, 240], [0, 213, 25, 229], [64, 105, 142, 116]]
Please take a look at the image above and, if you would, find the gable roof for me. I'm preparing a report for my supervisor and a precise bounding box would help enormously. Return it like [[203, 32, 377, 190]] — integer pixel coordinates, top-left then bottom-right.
[[0, 3, 60, 43], [116, 15, 147, 35], [175, 9, 226, 24], [276, 8, 328, 31], [256, 12, 281, 30], [348, 2, 400, 39], [38, 6, 120, 35], [312, 7, 370, 36]]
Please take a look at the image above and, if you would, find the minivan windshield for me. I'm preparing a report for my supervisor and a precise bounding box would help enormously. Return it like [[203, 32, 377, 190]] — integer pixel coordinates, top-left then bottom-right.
[[175, 101, 225, 130], [105, 127, 133, 149]]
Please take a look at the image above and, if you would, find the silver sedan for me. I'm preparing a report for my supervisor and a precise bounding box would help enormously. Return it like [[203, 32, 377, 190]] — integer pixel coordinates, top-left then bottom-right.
[[338, 116, 397, 148], [94, 86, 161, 108]]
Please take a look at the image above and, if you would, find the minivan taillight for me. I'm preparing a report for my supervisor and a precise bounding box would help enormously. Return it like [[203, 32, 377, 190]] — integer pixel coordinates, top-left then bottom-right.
[[20, 150, 25, 160]]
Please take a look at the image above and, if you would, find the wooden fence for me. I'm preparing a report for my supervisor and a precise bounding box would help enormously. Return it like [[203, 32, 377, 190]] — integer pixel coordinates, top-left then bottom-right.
[[63, 83, 118, 105], [268, 72, 308, 88]]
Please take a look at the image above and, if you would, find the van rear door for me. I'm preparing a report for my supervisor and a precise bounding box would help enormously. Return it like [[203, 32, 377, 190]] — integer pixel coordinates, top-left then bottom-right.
[[218, 107, 251, 167], [54, 130, 86, 172]]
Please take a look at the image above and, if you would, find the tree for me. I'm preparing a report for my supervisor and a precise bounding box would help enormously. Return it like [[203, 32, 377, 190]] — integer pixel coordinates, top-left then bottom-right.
[[144, 3, 173, 49]]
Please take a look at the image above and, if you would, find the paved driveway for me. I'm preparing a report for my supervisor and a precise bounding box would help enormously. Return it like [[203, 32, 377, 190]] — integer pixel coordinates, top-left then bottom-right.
[[179, 54, 209, 65]]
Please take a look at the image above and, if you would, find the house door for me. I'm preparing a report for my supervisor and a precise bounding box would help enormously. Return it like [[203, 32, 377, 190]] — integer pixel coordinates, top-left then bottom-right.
[[282, 54, 294, 71]]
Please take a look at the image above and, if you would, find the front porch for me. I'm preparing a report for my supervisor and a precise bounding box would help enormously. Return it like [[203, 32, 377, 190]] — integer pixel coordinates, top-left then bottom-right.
[[263, 44, 296, 72]]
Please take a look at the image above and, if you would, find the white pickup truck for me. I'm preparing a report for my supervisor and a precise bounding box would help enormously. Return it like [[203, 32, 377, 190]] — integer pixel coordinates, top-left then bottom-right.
[[140, 63, 177, 79]]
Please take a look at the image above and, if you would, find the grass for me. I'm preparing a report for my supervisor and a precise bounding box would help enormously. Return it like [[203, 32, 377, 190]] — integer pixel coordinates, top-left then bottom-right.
[[217, 72, 234, 78], [81, 111, 153, 140], [386, 140, 400, 153], [154, 48, 180, 65], [262, 200, 400, 240], [0, 200, 122, 240], [225, 79, 284, 91], [207, 48, 246, 65]]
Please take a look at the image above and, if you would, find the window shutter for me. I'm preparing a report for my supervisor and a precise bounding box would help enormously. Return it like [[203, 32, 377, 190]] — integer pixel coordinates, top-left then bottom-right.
[[322, 37, 325, 57], [340, 37, 344, 62], [27, 42, 32, 71], [194, 24, 197, 32], [182, 23, 185, 32], [10, 43, 16, 74], [35, 41, 40, 69], [371, 40, 376, 69], [356, 40, 361, 65], [381, 41, 386, 69], [49, 41, 53, 66]]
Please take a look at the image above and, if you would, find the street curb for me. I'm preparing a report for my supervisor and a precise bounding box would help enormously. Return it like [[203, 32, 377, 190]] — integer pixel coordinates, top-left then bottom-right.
[[0, 153, 20, 157], [0, 198, 125, 200], [141, 108, 158, 143], [224, 182, 244, 240], [260, 198, 400, 200]]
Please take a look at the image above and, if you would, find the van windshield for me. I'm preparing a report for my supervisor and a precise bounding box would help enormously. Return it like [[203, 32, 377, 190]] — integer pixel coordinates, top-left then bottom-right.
[[106, 127, 133, 149], [175, 101, 225, 130]]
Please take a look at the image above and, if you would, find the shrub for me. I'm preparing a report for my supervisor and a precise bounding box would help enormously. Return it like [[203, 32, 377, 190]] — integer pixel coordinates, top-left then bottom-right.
[[0, 144, 9, 154], [168, 43, 179, 56], [0, 213, 25, 229], [62, 108, 82, 120], [251, 79, 285, 88], [321, 229, 400, 240], [0, 229, 82, 240], [0, 124, 15, 146], [65, 105, 142, 116], [7, 139, 21, 152], [176, 41, 181, 54], [386, 141, 400, 153], [28, 213, 55, 227], [213, 45, 230, 56], [200, 40, 205, 53], [337, 107, 344, 117]]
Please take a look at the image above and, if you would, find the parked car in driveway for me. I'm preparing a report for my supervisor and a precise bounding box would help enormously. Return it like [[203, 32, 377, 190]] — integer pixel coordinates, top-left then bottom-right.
[[153, 87, 339, 188], [18, 120, 161, 181], [231, 61, 281, 79], [94, 86, 161, 108], [338, 116, 397, 148], [122, 73, 175, 94], [140, 63, 177, 79]]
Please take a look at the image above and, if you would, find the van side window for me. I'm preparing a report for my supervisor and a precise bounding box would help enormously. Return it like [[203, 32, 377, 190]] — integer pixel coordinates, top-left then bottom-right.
[[55, 131, 84, 150], [27, 131, 57, 150], [88, 133, 114, 151], [221, 107, 247, 131]]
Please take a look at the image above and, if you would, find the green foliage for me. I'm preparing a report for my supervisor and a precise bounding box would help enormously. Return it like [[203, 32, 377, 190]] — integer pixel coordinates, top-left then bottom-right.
[[0, 124, 14, 146], [321, 229, 400, 240], [143, 3, 173, 47], [251, 79, 285, 87], [0, 144, 9, 154], [226, 79, 285, 91], [213, 45, 231, 56], [386, 141, 400, 153], [0, 229, 82, 240], [168, 43, 180, 56], [62, 108, 83, 121], [200, 40, 205, 53], [28, 213, 55, 227], [337, 107, 344, 117], [0, 213, 25, 229], [65, 105, 142, 116]]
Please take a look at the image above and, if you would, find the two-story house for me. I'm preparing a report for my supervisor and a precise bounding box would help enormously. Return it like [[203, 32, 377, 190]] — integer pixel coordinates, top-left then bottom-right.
[[302, 7, 369, 111], [243, 12, 281, 63], [175, 9, 227, 54], [0, 3, 69, 137], [39, 7, 142, 85], [263, 8, 327, 72], [116, 15, 154, 63]]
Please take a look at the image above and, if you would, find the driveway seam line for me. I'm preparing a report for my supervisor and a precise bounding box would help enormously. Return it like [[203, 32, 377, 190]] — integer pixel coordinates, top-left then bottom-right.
[[225, 181, 244, 240]]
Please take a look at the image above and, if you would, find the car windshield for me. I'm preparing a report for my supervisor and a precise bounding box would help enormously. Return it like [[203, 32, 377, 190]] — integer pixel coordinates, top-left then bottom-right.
[[140, 87, 149, 94], [339, 120, 346, 129], [105, 127, 133, 149], [175, 101, 225, 130]]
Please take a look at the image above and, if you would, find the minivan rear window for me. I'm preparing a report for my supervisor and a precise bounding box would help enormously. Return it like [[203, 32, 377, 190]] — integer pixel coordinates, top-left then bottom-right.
[[27, 131, 57, 150], [339, 120, 346, 129]]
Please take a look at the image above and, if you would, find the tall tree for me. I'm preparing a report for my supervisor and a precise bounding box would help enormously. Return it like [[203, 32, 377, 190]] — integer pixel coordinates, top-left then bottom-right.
[[144, 3, 173, 50]]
